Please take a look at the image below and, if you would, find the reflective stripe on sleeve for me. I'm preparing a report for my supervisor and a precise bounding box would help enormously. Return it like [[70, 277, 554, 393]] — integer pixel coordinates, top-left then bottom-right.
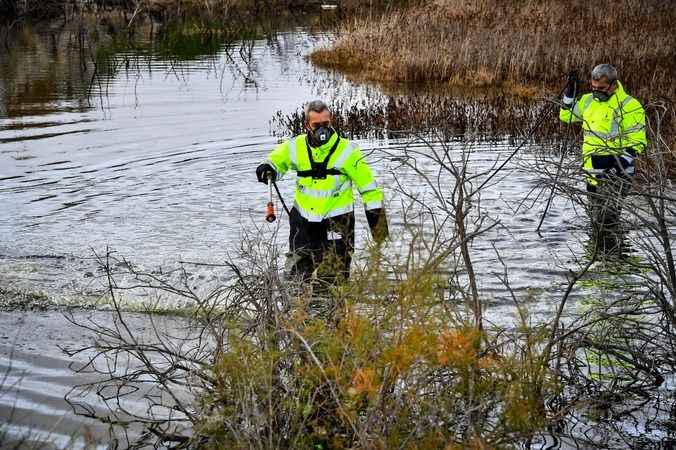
[[332, 142, 358, 170], [623, 123, 645, 133], [573, 95, 593, 118], [618, 96, 634, 111], [289, 137, 298, 170], [358, 181, 378, 194], [266, 159, 281, 174], [364, 199, 383, 210], [573, 95, 594, 116]]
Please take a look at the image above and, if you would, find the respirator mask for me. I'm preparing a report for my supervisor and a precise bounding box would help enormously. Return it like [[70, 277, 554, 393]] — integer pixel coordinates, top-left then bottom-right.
[[308, 123, 334, 147], [592, 80, 615, 102]]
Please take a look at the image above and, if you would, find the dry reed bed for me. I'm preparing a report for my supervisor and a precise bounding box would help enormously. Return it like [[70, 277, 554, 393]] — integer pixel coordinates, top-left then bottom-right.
[[310, 0, 676, 102], [273, 95, 573, 142]]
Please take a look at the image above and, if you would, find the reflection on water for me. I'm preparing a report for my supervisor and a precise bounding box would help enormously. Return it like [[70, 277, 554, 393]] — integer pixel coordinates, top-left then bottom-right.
[[0, 18, 334, 284], [0, 22, 93, 118]]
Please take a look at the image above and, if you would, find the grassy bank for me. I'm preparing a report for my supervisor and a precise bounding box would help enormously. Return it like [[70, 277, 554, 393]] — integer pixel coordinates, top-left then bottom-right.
[[310, 0, 676, 102]]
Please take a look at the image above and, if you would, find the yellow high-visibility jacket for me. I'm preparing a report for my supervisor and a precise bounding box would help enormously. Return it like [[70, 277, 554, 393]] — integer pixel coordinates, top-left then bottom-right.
[[559, 81, 647, 184], [266, 132, 384, 222]]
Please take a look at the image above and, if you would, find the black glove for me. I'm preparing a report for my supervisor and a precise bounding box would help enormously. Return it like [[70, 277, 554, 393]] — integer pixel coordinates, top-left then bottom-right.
[[622, 147, 637, 157], [562, 71, 579, 109], [366, 208, 389, 244], [618, 149, 637, 177], [256, 163, 276, 183]]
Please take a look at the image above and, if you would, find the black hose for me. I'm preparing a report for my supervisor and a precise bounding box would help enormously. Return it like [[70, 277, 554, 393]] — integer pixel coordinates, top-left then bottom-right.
[[535, 82, 580, 233], [272, 180, 291, 216]]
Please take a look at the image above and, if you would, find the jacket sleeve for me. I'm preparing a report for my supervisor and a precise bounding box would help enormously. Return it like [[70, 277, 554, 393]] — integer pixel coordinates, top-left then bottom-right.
[[266, 140, 292, 179], [559, 95, 588, 124], [620, 98, 647, 154], [342, 145, 389, 242]]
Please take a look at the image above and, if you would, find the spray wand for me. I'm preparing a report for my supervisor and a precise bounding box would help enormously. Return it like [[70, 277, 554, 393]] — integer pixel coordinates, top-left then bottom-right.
[[265, 175, 276, 222], [264, 174, 291, 223]]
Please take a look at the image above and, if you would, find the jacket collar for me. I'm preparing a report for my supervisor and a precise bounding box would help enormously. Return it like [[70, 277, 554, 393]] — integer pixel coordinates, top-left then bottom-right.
[[609, 80, 628, 103]]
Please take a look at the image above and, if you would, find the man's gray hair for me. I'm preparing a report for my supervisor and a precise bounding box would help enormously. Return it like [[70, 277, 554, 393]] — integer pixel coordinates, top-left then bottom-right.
[[591, 64, 618, 84], [304, 100, 330, 119]]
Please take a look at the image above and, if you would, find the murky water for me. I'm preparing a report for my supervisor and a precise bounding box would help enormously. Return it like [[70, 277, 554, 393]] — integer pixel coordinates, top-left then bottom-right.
[[0, 20, 587, 307], [0, 17, 661, 448]]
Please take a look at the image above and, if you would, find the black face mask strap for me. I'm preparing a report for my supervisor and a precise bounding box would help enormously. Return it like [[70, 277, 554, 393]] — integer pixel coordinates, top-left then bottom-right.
[[604, 79, 615, 93], [306, 125, 317, 147], [594, 79, 615, 98]]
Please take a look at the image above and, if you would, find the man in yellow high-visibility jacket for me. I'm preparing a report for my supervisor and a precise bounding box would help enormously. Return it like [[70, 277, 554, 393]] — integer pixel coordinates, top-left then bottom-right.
[[559, 64, 647, 254], [560, 64, 647, 186], [256, 100, 388, 282]]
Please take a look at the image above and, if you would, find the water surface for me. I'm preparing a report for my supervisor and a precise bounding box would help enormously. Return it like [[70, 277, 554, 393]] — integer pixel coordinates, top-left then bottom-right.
[[0, 17, 653, 447], [0, 20, 588, 309]]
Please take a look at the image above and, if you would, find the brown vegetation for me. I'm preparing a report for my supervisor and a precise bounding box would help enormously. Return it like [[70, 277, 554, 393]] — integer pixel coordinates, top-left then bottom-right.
[[272, 95, 574, 141], [310, 0, 676, 101]]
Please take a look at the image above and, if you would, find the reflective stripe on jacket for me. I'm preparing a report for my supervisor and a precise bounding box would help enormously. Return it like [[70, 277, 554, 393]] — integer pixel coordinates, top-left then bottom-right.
[[559, 81, 647, 184], [265, 133, 384, 222]]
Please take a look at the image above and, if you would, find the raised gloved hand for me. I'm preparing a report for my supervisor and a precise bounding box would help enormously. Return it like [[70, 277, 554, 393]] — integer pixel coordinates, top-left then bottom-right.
[[256, 163, 276, 183], [562, 71, 579, 109]]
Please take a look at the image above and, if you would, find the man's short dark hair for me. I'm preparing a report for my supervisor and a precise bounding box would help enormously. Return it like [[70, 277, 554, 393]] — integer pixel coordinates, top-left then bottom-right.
[[304, 100, 330, 122]]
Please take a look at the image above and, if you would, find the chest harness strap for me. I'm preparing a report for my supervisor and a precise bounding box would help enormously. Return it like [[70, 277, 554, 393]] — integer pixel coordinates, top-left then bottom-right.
[[296, 137, 343, 179]]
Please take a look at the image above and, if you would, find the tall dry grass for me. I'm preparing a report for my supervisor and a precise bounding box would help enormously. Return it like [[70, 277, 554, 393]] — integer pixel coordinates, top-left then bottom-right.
[[272, 95, 573, 142], [310, 0, 676, 101]]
